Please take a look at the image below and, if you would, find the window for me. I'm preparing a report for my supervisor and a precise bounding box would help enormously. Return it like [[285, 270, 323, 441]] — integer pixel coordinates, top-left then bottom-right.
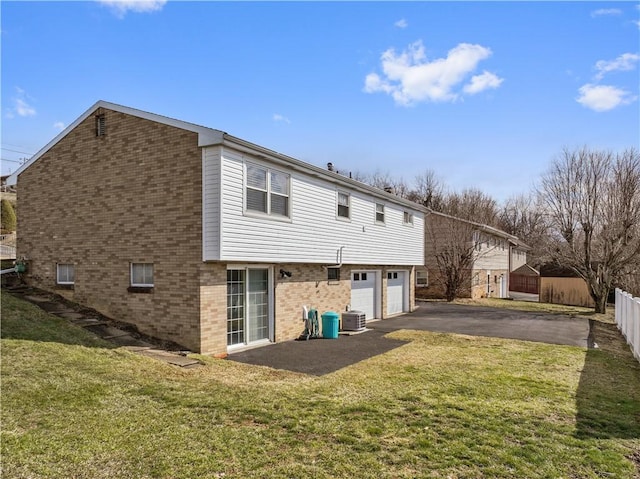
[[131, 263, 154, 287], [327, 267, 340, 281], [57, 264, 75, 285], [416, 270, 429, 287], [246, 163, 290, 217], [375, 203, 385, 223], [337, 192, 350, 218], [403, 211, 413, 225], [353, 272, 368, 281]]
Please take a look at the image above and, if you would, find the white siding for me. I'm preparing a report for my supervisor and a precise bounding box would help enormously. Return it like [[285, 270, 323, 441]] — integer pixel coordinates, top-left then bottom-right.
[[510, 248, 527, 271], [204, 146, 424, 265], [474, 236, 510, 270], [202, 147, 221, 260]]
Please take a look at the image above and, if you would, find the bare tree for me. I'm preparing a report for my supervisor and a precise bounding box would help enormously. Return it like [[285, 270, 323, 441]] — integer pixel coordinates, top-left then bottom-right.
[[538, 147, 640, 313], [498, 193, 549, 266], [409, 169, 446, 209], [437, 188, 499, 227], [426, 213, 476, 301], [426, 212, 504, 301], [353, 169, 411, 198]]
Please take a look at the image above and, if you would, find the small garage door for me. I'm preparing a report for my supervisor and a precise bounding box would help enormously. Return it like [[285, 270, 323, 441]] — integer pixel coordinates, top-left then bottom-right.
[[351, 271, 376, 319], [387, 271, 406, 316]]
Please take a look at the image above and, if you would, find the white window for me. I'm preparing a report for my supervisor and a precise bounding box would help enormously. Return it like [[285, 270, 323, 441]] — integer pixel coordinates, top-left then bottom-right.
[[246, 163, 290, 217], [131, 263, 154, 287], [337, 192, 350, 219], [375, 203, 385, 223], [416, 270, 429, 287], [403, 211, 413, 225], [57, 264, 75, 285]]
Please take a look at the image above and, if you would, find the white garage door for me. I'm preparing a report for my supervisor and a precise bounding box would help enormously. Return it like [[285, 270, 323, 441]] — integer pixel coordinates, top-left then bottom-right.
[[351, 271, 377, 319], [387, 271, 406, 316]]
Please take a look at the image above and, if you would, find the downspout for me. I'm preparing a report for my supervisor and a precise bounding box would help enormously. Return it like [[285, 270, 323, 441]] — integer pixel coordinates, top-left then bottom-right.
[[323, 246, 345, 269]]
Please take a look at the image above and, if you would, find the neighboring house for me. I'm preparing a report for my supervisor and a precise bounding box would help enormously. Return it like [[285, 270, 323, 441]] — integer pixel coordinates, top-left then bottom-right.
[[7, 101, 424, 356], [417, 210, 529, 300]]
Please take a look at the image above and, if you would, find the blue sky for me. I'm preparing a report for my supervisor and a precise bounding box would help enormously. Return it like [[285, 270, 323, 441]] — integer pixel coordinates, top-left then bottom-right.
[[2, 1, 639, 202]]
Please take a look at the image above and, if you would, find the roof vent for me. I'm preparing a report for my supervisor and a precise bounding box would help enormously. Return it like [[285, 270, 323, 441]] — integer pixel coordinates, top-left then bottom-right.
[[96, 114, 106, 137]]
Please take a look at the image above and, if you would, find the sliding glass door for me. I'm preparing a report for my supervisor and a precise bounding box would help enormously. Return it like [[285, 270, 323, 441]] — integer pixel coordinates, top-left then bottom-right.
[[227, 267, 271, 347]]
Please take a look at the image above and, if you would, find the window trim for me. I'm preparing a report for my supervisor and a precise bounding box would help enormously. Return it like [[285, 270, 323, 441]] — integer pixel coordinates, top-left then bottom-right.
[[130, 263, 154, 288], [56, 263, 75, 285], [337, 191, 350, 220], [403, 211, 414, 225], [244, 162, 291, 219], [375, 203, 385, 224], [416, 270, 429, 287]]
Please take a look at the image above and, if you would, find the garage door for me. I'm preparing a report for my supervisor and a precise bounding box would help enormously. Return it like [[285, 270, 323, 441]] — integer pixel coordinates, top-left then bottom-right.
[[387, 271, 406, 316], [351, 271, 377, 319]]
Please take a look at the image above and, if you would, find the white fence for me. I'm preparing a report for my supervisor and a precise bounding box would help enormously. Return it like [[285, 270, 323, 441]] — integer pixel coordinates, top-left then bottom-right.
[[615, 288, 640, 362]]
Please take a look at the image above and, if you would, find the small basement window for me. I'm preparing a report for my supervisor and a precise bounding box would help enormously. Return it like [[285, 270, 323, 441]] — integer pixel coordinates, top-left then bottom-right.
[[57, 264, 75, 285], [327, 267, 340, 281], [131, 263, 154, 287]]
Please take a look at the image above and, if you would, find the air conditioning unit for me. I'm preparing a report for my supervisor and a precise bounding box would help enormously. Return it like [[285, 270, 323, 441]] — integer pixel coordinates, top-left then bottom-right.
[[342, 311, 366, 331]]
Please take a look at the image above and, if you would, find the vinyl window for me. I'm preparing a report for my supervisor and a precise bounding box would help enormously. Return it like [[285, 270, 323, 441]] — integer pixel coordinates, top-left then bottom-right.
[[416, 270, 429, 287], [403, 211, 413, 225], [131, 263, 154, 287], [337, 192, 350, 219], [375, 203, 385, 223], [246, 163, 290, 217], [57, 264, 75, 285]]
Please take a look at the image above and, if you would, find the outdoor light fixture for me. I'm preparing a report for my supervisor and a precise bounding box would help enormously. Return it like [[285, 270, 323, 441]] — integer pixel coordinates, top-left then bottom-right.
[[279, 269, 292, 278]]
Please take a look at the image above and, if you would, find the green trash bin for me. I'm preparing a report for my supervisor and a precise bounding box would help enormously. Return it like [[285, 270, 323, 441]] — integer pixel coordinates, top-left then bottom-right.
[[322, 311, 340, 339]]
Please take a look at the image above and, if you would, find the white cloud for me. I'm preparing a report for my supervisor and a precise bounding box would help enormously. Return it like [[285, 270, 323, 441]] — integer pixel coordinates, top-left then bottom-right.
[[394, 19, 408, 29], [364, 40, 502, 106], [53, 121, 65, 131], [5, 88, 36, 119], [15, 98, 36, 117], [98, 0, 167, 18], [591, 8, 622, 17], [463, 71, 504, 94], [576, 84, 637, 111], [594, 53, 639, 80], [273, 114, 290, 124]]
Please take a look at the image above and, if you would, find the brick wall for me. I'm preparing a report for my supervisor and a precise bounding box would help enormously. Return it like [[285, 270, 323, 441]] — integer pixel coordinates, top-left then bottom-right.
[[17, 107, 206, 351], [275, 263, 415, 342]]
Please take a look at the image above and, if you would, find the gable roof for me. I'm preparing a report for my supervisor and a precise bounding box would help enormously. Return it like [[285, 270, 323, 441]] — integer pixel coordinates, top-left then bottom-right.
[[512, 264, 540, 276], [426, 209, 530, 249], [7, 100, 423, 211]]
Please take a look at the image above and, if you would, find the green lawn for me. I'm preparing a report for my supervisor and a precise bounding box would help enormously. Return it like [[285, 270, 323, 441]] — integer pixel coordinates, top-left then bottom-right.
[[2, 290, 639, 478]]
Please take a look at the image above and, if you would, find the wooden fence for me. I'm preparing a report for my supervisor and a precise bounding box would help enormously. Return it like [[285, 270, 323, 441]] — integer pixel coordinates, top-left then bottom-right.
[[539, 277, 594, 308], [615, 288, 640, 363]]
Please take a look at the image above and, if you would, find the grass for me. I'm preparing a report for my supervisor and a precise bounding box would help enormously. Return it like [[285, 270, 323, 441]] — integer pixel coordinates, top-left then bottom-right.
[[451, 297, 616, 323], [2, 289, 639, 478]]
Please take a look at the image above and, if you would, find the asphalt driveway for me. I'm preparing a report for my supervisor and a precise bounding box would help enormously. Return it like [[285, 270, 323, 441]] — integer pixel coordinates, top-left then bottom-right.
[[372, 301, 592, 348], [228, 301, 592, 376]]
